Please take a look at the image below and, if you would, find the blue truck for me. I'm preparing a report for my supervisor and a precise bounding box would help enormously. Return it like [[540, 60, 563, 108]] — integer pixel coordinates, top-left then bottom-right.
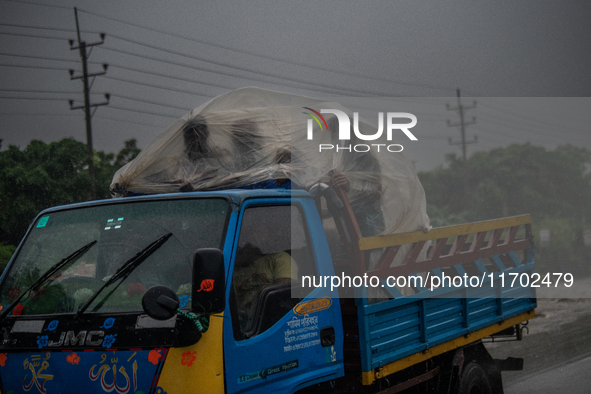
[[0, 186, 535, 394]]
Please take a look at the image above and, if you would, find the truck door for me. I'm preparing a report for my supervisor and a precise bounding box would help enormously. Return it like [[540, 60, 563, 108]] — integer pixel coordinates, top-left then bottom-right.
[[223, 201, 344, 393]]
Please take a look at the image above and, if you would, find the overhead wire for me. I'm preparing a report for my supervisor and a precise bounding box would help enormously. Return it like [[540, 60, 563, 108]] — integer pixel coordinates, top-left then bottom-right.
[[0, 112, 78, 116], [109, 62, 236, 92], [105, 104, 181, 118], [0, 63, 68, 71], [0, 52, 98, 65], [475, 115, 590, 145], [3, 0, 73, 11], [3, 0, 587, 153], [0, 88, 82, 94], [102, 74, 213, 99], [94, 114, 168, 129], [75, 7, 455, 94], [477, 99, 591, 137], [2, 18, 410, 97], [105, 34, 389, 97], [1, 20, 441, 98], [0, 22, 83, 34], [100, 44, 366, 97], [0, 96, 71, 101], [111, 93, 190, 111], [0, 31, 70, 41]]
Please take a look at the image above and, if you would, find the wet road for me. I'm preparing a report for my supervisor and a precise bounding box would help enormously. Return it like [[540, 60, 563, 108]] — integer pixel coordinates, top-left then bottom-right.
[[485, 281, 591, 393], [505, 355, 591, 394]]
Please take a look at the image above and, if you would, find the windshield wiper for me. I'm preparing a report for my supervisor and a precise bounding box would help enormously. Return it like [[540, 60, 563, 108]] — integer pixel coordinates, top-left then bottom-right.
[[76, 233, 172, 317], [0, 240, 97, 321]]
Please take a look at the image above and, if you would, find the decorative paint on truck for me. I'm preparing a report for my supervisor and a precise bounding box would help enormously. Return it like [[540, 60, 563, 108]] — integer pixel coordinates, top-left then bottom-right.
[[0, 349, 167, 394], [0, 312, 225, 394]]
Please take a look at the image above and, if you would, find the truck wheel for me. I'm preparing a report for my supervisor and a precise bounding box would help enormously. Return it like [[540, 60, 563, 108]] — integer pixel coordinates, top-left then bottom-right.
[[456, 362, 493, 394]]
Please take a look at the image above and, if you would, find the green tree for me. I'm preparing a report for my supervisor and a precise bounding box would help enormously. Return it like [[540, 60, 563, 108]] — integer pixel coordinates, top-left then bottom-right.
[[0, 243, 16, 274], [420, 144, 591, 223], [0, 138, 140, 247], [419, 143, 591, 272]]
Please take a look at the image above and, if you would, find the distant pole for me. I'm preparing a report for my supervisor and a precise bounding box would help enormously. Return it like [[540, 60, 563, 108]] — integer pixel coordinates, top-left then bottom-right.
[[447, 88, 477, 161], [69, 7, 109, 200]]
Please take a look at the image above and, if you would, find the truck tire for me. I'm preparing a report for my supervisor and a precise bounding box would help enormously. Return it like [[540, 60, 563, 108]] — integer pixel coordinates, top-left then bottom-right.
[[456, 362, 493, 394]]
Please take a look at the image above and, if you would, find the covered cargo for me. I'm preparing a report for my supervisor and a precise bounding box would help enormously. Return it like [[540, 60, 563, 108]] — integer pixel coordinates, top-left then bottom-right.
[[110, 87, 429, 238]]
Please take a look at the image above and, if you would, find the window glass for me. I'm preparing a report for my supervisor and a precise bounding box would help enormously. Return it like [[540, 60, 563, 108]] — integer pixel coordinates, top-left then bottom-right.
[[231, 205, 315, 339], [0, 198, 229, 316]]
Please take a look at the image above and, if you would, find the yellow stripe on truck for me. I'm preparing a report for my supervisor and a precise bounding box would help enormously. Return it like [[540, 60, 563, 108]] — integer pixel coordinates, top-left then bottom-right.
[[157, 313, 225, 393], [359, 214, 532, 250]]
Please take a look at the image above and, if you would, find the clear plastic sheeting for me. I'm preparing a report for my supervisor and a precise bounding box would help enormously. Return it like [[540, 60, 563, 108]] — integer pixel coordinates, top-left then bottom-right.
[[110, 87, 430, 239]]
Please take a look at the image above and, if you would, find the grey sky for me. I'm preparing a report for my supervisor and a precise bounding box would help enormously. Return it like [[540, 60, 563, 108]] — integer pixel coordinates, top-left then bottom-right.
[[1, 0, 590, 170]]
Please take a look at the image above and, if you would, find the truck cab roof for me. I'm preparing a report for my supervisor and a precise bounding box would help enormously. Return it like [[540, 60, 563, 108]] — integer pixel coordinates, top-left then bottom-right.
[[38, 188, 313, 216]]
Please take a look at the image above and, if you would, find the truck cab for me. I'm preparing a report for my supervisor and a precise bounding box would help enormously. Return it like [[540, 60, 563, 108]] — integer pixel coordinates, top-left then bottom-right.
[[0, 189, 345, 394]]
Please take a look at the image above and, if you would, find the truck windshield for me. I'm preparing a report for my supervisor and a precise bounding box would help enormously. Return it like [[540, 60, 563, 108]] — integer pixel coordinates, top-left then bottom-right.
[[0, 198, 229, 317]]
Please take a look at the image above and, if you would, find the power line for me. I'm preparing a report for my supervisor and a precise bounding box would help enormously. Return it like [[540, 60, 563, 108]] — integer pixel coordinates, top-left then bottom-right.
[[111, 93, 189, 111], [0, 22, 87, 34], [0, 31, 69, 40], [0, 14, 450, 97], [0, 112, 78, 116], [94, 114, 166, 128], [1, 51, 232, 96], [1, 20, 405, 96], [100, 45, 367, 97], [0, 96, 71, 101], [102, 74, 214, 99], [105, 104, 181, 118], [0, 52, 98, 64], [0, 63, 67, 71], [473, 118, 591, 146], [0, 88, 83, 94], [105, 34, 389, 97], [3, 0, 455, 95], [76, 7, 455, 94], [2, 7, 447, 95], [477, 100, 591, 138], [109, 63, 235, 92], [3, 0, 72, 11]]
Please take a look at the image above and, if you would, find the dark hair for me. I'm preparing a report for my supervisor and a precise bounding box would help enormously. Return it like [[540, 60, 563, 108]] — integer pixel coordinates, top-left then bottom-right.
[[183, 116, 210, 161]]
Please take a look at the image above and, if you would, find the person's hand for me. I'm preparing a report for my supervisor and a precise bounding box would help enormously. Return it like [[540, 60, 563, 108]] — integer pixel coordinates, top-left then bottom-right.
[[331, 173, 350, 192]]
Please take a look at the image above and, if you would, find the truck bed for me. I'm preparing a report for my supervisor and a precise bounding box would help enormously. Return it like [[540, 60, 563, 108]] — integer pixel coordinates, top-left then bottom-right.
[[350, 215, 537, 385]]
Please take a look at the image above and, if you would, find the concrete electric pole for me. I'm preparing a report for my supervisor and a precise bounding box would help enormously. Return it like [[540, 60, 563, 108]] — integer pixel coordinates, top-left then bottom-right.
[[447, 88, 477, 161], [69, 7, 110, 200]]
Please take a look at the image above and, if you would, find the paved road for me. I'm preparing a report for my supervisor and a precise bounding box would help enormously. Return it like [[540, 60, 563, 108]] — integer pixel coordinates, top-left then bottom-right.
[[505, 355, 591, 394], [485, 295, 591, 392]]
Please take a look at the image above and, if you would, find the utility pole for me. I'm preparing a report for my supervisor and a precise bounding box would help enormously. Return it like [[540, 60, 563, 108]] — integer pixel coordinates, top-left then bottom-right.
[[69, 7, 109, 200], [447, 88, 477, 161]]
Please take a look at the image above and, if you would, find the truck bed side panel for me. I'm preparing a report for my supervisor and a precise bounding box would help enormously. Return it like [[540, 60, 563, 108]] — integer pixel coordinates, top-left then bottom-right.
[[356, 261, 536, 374]]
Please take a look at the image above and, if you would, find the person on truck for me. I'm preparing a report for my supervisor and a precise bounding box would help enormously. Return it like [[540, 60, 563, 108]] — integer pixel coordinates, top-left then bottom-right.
[[232, 243, 298, 332], [179, 116, 220, 191], [327, 115, 386, 239]]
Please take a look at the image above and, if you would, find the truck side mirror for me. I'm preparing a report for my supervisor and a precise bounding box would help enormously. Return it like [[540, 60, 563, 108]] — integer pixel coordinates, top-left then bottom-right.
[[192, 248, 225, 314], [142, 285, 179, 320]]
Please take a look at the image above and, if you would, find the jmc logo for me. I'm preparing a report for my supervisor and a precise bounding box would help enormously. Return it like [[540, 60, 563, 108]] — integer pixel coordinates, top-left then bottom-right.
[[303, 108, 417, 153]]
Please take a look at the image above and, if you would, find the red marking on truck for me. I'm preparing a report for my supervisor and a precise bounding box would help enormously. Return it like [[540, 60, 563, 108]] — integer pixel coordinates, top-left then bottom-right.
[[148, 349, 162, 365], [196, 279, 215, 292], [66, 352, 80, 365]]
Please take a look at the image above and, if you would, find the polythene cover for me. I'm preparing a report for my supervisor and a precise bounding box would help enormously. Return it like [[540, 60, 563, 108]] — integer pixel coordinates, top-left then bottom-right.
[[110, 87, 430, 241]]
